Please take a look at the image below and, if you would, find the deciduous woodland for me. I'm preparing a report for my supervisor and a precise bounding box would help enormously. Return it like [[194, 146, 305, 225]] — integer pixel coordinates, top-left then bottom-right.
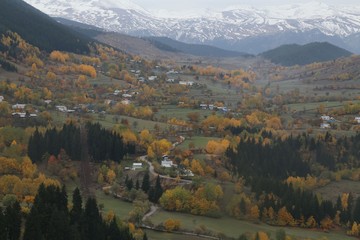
[[1, 27, 360, 240]]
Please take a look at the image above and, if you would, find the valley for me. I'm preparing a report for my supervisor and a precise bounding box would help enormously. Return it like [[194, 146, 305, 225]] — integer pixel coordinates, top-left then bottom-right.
[[1, 1, 360, 240]]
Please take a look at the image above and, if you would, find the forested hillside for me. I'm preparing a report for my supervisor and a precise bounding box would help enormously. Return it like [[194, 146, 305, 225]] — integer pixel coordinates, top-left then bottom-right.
[[261, 42, 352, 66], [0, 0, 90, 53]]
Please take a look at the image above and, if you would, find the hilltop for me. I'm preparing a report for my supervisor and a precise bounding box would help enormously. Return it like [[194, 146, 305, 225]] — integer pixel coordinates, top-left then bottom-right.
[[260, 42, 352, 66]]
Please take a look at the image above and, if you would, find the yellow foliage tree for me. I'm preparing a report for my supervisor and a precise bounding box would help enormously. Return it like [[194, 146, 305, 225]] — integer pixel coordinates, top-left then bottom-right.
[[191, 159, 205, 176], [250, 205, 260, 220], [106, 169, 116, 184], [50, 51, 69, 63], [21, 157, 37, 178], [163, 219, 181, 231]]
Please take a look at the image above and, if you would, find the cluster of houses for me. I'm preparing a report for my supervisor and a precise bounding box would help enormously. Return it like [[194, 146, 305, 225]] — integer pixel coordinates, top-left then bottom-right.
[[320, 115, 335, 129], [11, 103, 37, 118], [128, 154, 194, 177], [199, 104, 228, 113]]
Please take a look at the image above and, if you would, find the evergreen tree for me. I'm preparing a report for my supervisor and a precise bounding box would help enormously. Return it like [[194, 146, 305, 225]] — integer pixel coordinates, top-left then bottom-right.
[[81, 198, 105, 240], [126, 178, 134, 191], [70, 187, 83, 225], [353, 197, 360, 222], [46, 209, 71, 240], [240, 198, 246, 215], [141, 172, 150, 193], [135, 179, 140, 190], [4, 201, 21, 240], [149, 175, 163, 203], [23, 207, 43, 240], [0, 208, 6, 240], [143, 232, 148, 240], [107, 218, 121, 240]]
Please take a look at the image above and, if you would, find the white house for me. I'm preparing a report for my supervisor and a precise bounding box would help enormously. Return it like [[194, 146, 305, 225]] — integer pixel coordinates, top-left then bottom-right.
[[200, 104, 207, 110], [114, 90, 121, 95], [166, 79, 175, 83], [161, 155, 176, 168], [321, 115, 330, 121], [148, 76, 157, 81], [0, 96, 4, 102], [320, 123, 331, 129], [12, 112, 26, 118], [179, 81, 194, 86], [12, 103, 26, 110], [56, 105, 68, 112], [122, 94, 133, 98], [132, 162, 143, 170], [355, 117, 360, 124]]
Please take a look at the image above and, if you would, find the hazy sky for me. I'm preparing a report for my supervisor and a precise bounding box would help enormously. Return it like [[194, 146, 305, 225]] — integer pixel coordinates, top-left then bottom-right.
[[132, 0, 359, 12]]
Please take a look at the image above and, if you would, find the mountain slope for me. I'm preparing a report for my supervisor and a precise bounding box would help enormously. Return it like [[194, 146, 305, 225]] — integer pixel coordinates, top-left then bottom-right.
[[260, 42, 352, 66], [0, 0, 91, 53], [23, 0, 360, 53], [144, 37, 249, 57]]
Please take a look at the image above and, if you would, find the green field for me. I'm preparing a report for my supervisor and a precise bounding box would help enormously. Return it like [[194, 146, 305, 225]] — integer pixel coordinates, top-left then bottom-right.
[[50, 111, 170, 131], [149, 209, 352, 240], [314, 180, 360, 202], [179, 136, 221, 150], [95, 190, 134, 220], [144, 230, 206, 240]]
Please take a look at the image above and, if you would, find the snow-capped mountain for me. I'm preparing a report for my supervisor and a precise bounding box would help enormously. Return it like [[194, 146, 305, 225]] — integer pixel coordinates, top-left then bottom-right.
[[23, 0, 360, 53]]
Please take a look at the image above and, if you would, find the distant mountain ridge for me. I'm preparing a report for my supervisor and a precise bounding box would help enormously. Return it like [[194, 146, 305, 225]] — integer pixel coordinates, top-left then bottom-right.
[[23, 0, 360, 53], [0, 0, 91, 53], [143, 37, 250, 57], [260, 42, 352, 66]]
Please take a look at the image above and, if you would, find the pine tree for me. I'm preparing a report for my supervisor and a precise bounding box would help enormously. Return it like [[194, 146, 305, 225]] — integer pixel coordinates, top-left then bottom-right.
[[82, 198, 105, 240], [126, 178, 134, 191], [135, 179, 140, 190], [4, 201, 21, 240], [143, 232, 148, 240], [23, 207, 43, 240], [46, 209, 71, 240], [353, 197, 360, 222], [0, 207, 7, 240], [151, 175, 163, 203], [106, 218, 121, 240], [141, 171, 150, 193], [70, 187, 83, 225]]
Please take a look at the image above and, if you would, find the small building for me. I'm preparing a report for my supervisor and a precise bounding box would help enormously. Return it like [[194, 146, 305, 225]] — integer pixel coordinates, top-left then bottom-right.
[[161, 155, 176, 168], [355, 117, 360, 124], [12, 112, 26, 118], [114, 90, 121, 95], [56, 105, 67, 112], [148, 76, 157, 81], [166, 79, 175, 83], [320, 123, 331, 129], [12, 103, 26, 110], [44, 99, 52, 104], [200, 104, 207, 110], [132, 162, 143, 170], [321, 115, 330, 121], [0, 96, 4, 102], [208, 104, 214, 110], [122, 94, 133, 98], [179, 81, 194, 86]]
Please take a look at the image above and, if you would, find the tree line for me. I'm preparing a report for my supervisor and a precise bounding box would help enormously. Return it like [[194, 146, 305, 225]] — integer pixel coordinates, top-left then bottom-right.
[[28, 122, 135, 164], [18, 184, 134, 240], [227, 132, 360, 179]]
